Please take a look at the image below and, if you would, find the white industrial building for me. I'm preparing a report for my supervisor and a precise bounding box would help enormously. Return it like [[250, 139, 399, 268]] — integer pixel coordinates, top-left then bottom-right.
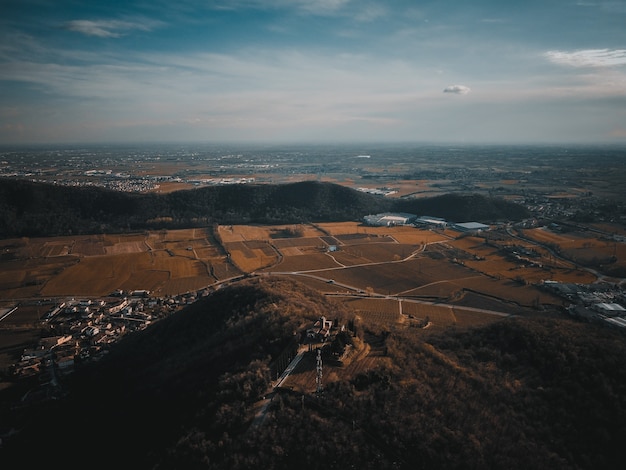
[[452, 222, 490, 232], [363, 212, 417, 226], [415, 216, 448, 228]]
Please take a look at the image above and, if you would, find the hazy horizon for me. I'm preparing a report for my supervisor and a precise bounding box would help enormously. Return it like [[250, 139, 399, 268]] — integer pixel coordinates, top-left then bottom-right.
[[2, 1, 626, 146]]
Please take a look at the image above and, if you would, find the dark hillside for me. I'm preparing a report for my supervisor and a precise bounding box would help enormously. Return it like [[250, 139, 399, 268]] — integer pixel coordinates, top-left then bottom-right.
[[393, 192, 530, 222], [0, 179, 390, 237], [162, 180, 391, 224], [0, 179, 142, 237], [2, 277, 625, 469], [0, 277, 351, 468], [0, 179, 529, 238]]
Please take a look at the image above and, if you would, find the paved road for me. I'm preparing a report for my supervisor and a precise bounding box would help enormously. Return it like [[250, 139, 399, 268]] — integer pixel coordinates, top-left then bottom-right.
[[249, 345, 308, 430]]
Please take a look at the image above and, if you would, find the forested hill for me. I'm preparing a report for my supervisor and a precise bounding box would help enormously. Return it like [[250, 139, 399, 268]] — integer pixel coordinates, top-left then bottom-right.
[[0, 178, 529, 238], [2, 277, 625, 469]]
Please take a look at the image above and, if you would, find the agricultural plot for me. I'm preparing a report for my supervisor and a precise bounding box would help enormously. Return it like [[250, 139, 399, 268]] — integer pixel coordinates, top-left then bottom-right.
[[208, 260, 241, 281], [325, 257, 469, 294], [522, 227, 586, 246], [409, 303, 457, 326], [279, 274, 348, 293], [0, 218, 614, 316], [0, 256, 79, 299], [71, 237, 107, 256], [320, 235, 340, 246], [40, 253, 154, 296], [334, 233, 395, 246], [522, 227, 626, 273], [150, 251, 209, 278], [345, 297, 401, 315], [326, 250, 373, 267], [160, 276, 213, 296], [193, 245, 225, 260], [451, 290, 534, 315], [272, 237, 325, 249], [314, 222, 365, 235], [105, 240, 148, 255], [40, 241, 72, 257], [7, 236, 80, 259], [338, 243, 420, 264], [391, 230, 448, 245], [340, 296, 501, 330], [218, 224, 325, 243], [354, 310, 402, 326], [120, 269, 171, 293], [444, 233, 596, 286], [269, 224, 327, 238], [561, 242, 625, 267], [226, 240, 278, 272], [401, 280, 469, 299], [456, 277, 563, 309], [592, 223, 626, 236], [38, 246, 214, 297], [271, 253, 342, 272]]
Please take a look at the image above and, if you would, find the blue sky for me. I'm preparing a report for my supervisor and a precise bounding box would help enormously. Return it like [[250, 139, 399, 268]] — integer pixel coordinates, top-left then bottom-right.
[[1, 0, 626, 144]]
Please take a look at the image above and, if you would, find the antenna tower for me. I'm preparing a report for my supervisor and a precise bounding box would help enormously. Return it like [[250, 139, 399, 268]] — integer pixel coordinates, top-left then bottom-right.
[[316, 348, 323, 395]]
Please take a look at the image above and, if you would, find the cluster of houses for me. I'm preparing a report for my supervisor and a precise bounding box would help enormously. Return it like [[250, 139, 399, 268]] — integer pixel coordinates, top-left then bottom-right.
[[542, 280, 626, 329], [9, 289, 205, 397]]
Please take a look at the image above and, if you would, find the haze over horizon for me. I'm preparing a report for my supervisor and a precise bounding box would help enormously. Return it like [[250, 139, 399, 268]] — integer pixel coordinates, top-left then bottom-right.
[[2, 1, 626, 146]]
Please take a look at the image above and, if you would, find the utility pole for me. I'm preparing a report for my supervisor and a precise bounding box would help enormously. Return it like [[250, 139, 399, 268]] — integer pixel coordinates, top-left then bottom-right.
[[316, 348, 323, 396]]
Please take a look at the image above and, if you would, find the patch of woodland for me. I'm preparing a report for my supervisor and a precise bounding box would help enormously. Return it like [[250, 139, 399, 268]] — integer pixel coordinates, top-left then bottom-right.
[[393, 192, 530, 223], [3, 276, 626, 469], [0, 179, 529, 238]]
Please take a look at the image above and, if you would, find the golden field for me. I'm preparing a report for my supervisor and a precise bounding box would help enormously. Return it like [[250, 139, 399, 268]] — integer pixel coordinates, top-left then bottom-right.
[[1, 221, 620, 329]]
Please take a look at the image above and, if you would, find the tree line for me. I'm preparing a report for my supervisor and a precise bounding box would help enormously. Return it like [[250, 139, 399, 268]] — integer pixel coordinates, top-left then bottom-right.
[[0, 178, 530, 238]]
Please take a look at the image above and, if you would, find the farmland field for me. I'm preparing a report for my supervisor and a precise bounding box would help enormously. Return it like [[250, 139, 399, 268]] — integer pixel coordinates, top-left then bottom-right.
[[272, 253, 342, 272], [225, 240, 279, 272], [521, 227, 626, 274], [0, 228, 234, 299], [218, 224, 325, 243], [336, 243, 420, 264], [0, 221, 614, 321]]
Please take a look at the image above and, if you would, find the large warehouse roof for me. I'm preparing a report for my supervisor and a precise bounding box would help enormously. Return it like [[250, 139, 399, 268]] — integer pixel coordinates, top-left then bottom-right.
[[363, 212, 417, 226], [453, 222, 490, 232]]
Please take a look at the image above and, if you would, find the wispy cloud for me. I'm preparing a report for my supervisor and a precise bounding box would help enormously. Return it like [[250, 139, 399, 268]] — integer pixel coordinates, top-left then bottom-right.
[[207, 0, 351, 15], [443, 85, 471, 94], [64, 19, 163, 38], [545, 49, 626, 67]]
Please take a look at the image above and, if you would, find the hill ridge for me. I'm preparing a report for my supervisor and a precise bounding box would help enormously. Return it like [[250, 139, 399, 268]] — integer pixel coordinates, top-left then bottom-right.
[[0, 179, 529, 238]]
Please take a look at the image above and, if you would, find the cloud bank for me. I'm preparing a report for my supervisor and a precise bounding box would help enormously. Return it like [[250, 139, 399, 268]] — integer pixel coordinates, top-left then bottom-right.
[[443, 85, 471, 94], [545, 49, 626, 67], [64, 19, 162, 38]]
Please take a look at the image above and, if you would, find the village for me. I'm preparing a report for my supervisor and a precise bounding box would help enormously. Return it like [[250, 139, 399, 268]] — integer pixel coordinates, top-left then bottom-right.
[[4, 278, 355, 408], [3, 288, 207, 403]]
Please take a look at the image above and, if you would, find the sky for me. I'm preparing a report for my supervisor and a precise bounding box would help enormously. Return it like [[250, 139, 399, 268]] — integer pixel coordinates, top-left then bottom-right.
[[1, 0, 626, 145]]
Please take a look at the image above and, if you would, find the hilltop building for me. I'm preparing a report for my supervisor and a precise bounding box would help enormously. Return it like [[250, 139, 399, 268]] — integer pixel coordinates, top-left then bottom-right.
[[307, 316, 334, 341]]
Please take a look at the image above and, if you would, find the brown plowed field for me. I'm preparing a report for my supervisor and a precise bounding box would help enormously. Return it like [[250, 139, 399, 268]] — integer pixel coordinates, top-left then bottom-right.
[[272, 237, 325, 248], [338, 243, 420, 263], [272, 253, 342, 272], [0, 222, 613, 321]]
